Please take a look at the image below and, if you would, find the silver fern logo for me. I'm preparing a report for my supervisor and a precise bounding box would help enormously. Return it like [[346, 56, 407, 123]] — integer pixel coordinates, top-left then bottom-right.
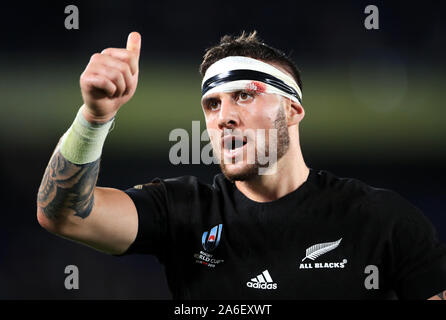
[[299, 238, 347, 270], [302, 238, 342, 261]]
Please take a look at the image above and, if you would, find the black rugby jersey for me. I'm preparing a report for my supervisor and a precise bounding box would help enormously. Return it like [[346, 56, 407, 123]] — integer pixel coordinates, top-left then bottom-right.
[[121, 169, 446, 300]]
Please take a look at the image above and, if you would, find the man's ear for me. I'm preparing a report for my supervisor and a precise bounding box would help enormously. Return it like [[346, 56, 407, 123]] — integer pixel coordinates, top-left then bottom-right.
[[285, 98, 305, 126]]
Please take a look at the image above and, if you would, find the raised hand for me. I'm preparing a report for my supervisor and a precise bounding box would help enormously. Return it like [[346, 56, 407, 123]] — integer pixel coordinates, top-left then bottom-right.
[[80, 32, 141, 123]]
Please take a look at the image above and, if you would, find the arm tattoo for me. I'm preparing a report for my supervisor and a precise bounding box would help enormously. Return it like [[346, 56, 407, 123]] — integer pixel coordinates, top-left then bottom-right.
[[37, 150, 100, 220]]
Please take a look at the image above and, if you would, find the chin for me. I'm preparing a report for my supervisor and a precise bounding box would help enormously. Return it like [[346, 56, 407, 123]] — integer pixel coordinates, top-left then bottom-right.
[[220, 162, 260, 182]]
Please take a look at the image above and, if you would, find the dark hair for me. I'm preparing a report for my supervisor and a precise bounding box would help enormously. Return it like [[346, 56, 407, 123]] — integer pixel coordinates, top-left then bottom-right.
[[199, 30, 302, 92]]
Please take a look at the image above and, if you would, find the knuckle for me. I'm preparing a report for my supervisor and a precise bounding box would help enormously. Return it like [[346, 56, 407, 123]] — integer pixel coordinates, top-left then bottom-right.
[[80, 71, 91, 83], [120, 52, 133, 66], [94, 76, 105, 86], [101, 48, 112, 55], [113, 61, 126, 73], [119, 62, 131, 75], [85, 76, 98, 86], [126, 51, 135, 61], [109, 69, 122, 81], [90, 53, 101, 61]]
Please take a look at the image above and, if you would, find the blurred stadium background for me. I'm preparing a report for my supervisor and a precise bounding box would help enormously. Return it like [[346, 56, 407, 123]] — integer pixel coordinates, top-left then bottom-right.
[[0, 0, 445, 299]]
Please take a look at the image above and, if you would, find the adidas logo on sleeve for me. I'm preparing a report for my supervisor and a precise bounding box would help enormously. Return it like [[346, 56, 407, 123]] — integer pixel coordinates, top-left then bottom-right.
[[246, 270, 278, 290]]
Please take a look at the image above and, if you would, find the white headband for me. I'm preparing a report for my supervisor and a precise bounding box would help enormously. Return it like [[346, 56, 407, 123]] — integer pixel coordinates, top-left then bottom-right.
[[201, 56, 302, 103]]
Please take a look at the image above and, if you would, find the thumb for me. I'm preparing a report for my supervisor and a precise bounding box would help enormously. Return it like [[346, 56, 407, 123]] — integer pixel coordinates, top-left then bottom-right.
[[126, 31, 141, 57]]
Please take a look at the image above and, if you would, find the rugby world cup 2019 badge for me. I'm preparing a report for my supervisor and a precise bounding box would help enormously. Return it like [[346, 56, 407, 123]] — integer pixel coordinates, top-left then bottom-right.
[[194, 224, 225, 268]]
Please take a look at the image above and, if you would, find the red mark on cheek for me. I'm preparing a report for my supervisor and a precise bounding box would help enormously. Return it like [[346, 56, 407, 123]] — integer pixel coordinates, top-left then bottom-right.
[[245, 81, 266, 93]]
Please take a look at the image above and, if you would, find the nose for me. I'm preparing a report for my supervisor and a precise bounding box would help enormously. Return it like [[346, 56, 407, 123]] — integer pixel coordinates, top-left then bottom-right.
[[217, 96, 240, 130]]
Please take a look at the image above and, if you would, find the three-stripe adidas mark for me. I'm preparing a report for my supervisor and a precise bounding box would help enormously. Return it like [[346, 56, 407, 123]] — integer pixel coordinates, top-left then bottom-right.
[[246, 270, 278, 290]]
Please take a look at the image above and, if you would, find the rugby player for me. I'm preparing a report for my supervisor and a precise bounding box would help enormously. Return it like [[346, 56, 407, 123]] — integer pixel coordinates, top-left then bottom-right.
[[37, 31, 446, 299]]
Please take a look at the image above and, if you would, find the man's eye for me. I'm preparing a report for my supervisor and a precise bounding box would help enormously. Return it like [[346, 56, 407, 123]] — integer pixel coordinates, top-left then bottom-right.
[[207, 100, 220, 111], [238, 91, 253, 102]]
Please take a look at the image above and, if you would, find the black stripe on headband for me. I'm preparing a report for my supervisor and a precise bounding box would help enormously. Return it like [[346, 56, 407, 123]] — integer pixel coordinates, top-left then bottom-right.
[[202, 69, 301, 103]]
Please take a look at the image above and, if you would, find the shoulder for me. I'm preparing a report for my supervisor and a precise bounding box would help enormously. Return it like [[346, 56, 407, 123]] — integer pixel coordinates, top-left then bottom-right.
[[312, 169, 386, 200], [132, 174, 227, 199], [313, 169, 424, 222]]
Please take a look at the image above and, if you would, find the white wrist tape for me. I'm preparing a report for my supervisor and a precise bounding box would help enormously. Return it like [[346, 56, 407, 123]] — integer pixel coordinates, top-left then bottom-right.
[[59, 105, 115, 164]]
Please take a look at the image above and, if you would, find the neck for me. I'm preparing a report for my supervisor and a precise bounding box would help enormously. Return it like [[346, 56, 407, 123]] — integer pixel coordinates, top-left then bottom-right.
[[234, 142, 309, 202]]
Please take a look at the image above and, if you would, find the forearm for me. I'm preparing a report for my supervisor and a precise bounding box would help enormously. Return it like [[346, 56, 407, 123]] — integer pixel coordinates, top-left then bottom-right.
[[36, 143, 138, 255], [37, 105, 113, 223], [37, 149, 100, 221]]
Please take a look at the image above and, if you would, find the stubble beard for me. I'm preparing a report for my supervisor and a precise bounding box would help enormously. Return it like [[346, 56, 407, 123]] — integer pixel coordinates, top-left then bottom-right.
[[220, 107, 290, 182]]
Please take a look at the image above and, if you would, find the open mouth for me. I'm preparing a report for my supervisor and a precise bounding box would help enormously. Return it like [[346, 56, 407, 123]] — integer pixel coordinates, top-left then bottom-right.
[[223, 136, 247, 151]]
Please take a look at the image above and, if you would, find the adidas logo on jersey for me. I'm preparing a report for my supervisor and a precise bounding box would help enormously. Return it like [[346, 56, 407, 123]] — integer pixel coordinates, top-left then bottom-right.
[[246, 270, 278, 290]]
